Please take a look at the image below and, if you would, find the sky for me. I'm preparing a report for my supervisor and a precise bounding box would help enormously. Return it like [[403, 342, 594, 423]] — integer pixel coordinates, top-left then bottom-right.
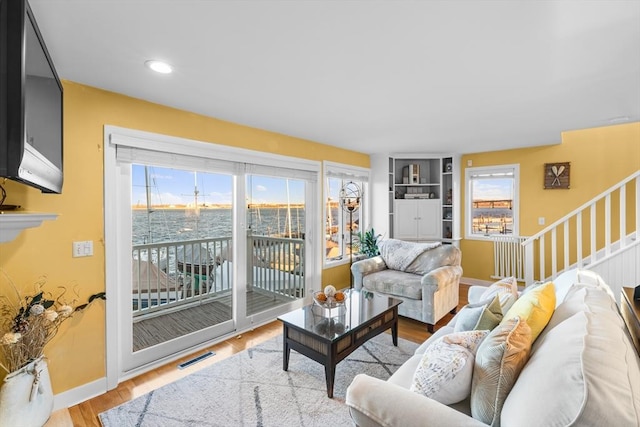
[[131, 164, 305, 207], [472, 177, 513, 201]]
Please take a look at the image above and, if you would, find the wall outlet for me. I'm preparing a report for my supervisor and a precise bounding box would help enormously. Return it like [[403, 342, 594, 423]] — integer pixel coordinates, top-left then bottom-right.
[[73, 240, 93, 257], [538, 217, 545, 225]]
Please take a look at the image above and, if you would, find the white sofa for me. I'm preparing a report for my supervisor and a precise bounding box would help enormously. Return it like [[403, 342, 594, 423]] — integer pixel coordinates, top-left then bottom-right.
[[346, 269, 640, 427]]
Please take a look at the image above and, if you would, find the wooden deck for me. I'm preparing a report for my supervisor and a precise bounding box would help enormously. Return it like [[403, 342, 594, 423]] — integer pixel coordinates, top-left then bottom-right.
[[133, 290, 295, 351]]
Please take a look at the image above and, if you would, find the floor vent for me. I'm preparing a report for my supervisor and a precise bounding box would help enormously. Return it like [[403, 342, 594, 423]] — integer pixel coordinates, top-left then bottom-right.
[[178, 351, 215, 369]]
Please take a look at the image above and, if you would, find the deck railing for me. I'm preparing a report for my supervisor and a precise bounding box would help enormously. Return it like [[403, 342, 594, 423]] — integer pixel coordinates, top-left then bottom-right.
[[132, 235, 305, 319], [248, 235, 305, 298]]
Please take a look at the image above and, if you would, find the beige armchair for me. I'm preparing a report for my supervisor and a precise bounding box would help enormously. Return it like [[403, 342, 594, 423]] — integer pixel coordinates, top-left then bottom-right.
[[350, 239, 462, 332]]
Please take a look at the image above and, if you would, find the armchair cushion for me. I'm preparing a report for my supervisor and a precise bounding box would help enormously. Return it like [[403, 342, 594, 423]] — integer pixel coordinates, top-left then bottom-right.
[[360, 269, 423, 300]]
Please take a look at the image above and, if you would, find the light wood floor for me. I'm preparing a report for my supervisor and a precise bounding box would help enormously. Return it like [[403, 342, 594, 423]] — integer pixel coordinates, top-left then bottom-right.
[[45, 284, 470, 426]]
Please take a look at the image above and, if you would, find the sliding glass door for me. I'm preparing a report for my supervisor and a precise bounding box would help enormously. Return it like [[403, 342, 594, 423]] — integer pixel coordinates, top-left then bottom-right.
[[107, 129, 319, 377], [246, 175, 306, 316]]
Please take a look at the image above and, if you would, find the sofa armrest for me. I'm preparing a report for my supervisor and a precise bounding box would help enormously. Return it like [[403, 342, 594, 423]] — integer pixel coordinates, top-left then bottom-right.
[[346, 374, 486, 427], [351, 256, 387, 290], [421, 265, 463, 291]]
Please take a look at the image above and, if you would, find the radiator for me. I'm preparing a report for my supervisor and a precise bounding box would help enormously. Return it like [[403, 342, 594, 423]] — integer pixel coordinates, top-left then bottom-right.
[[492, 236, 527, 282]]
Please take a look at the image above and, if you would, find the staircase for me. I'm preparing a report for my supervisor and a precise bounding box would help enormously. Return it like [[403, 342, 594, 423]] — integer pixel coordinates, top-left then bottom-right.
[[522, 171, 640, 300]]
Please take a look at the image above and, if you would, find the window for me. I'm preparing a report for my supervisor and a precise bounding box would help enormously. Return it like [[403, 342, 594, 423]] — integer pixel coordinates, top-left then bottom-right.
[[465, 165, 519, 239], [323, 161, 370, 266]]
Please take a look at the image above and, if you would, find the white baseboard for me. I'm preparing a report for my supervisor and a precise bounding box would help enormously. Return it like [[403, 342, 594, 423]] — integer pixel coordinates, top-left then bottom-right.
[[461, 277, 493, 287], [53, 377, 107, 411]]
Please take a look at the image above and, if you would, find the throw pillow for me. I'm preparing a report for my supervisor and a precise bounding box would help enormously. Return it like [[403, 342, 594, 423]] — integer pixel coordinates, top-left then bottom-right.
[[503, 281, 555, 342], [479, 277, 519, 312], [454, 295, 503, 332], [471, 316, 532, 427], [410, 330, 489, 405]]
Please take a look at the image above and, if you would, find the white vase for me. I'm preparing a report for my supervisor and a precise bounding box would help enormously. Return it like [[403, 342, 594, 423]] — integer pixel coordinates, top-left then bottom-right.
[[0, 356, 54, 427]]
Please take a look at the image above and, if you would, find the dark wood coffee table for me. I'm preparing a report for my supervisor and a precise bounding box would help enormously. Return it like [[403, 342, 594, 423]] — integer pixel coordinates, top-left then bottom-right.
[[277, 289, 402, 398]]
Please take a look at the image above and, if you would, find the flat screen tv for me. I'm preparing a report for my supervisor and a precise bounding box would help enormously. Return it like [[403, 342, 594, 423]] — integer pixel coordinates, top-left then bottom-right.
[[0, 0, 63, 194]]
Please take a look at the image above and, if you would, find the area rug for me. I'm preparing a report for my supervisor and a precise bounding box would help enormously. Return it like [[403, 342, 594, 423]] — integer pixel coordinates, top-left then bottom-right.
[[99, 333, 418, 426]]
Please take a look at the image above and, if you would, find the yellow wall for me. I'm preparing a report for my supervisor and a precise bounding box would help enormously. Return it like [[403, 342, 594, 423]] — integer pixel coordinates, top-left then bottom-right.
[[460, 122, 640, 282], [0, 81, 369, 393]]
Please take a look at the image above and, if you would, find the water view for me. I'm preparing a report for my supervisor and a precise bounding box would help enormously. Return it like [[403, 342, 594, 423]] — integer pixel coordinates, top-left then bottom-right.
[[133, 206, 308, 245]]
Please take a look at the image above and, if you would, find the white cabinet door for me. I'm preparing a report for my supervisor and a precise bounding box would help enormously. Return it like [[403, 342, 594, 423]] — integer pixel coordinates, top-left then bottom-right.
[[394, 200, 441, 241], [394, 200, 419, 240], [417, 200, 441, 240]]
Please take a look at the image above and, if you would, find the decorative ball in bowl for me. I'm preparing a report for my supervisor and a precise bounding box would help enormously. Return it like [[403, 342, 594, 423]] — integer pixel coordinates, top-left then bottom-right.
[[314, 285, 346, 308]]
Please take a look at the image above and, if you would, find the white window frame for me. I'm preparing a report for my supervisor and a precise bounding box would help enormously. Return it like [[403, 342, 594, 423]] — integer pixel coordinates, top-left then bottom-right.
[[465, 164, 520, 240], [323, 161, 371, 267]]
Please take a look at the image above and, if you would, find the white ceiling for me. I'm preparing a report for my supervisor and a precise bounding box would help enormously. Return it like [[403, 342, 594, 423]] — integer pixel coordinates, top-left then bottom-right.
[[29, 0, 640, 155]]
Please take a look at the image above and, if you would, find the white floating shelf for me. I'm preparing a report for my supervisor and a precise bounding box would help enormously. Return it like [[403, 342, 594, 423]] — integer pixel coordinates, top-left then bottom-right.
[[0, 212, 58, 243]]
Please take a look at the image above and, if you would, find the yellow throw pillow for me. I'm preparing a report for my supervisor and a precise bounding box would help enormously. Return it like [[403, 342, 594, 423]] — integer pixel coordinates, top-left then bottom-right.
[[503, 281, 555, 342]]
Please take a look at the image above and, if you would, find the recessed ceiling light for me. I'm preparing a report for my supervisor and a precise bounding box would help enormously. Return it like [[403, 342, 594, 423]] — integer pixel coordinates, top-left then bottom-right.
[[145, 60, 172, 74]]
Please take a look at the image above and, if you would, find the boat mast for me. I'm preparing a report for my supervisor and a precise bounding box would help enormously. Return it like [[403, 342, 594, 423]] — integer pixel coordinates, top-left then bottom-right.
[[145, 165, 153, 243], [286, 179, 292, 239], [193, 171, 200, 236]]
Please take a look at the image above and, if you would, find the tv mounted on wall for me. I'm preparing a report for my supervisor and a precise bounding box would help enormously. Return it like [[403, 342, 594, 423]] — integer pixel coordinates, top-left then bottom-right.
[[0, 0, 63, 194]]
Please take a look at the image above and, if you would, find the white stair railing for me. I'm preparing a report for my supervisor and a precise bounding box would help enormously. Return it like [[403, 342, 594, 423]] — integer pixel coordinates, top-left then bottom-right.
[[523, 171, 640, 285]]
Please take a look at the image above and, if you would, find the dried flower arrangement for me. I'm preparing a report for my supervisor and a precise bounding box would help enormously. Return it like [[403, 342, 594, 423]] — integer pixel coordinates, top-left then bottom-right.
[[0, 270, 105, 374]]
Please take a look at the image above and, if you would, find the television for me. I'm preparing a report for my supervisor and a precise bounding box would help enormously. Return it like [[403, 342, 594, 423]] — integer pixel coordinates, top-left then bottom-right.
[[0, 0, 63, 194]]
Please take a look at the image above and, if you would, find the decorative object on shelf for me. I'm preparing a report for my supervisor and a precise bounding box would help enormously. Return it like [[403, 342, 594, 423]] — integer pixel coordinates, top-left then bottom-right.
[[0, 271, 106, 426], [445, 226, 452, 239], [446, 189, 452, 204], [406, 164, 420, 184], [544, 162, 570, 189], [446, 162, 453, 172], [339, 182, 361, 287]]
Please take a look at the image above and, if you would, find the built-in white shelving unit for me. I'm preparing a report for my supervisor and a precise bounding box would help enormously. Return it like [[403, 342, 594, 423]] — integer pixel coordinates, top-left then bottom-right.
[[385, 154, 459, 245]]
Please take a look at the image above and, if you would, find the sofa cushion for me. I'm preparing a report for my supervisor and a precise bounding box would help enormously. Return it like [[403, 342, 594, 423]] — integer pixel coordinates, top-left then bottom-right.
[[362, 270, 423, 300], [502, 281, 555, 342], [410, 330, 489, 405], [471, 316, 532, 427], [540, 279, 615, 338], [479, 277, 519, 312], [454, 295, 503, 333], [501, 301, 640, 427]]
